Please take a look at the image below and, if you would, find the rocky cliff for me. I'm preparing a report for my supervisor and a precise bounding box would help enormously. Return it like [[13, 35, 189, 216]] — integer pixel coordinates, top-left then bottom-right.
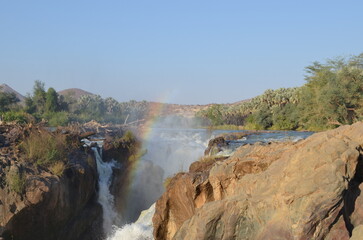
[[0, 124, 102, 240], [153, 122, 363, 240]]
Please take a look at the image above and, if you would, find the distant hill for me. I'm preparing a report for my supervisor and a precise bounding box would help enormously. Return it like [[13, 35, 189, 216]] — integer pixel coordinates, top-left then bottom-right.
[[230, 98, 251, 106], [58, 88, 95, 101], [0, 84, 25, 102]]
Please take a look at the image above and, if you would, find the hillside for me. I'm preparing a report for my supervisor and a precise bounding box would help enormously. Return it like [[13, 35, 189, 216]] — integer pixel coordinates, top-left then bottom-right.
[[58, 88, 95, 100], [0, 84, 25, 102]]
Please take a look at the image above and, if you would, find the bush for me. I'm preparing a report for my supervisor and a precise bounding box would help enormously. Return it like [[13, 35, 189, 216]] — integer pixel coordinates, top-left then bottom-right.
[[43, 111, 70, 126], [2, 111, 29, 124], [198, 155, 219, 163], [121, 130, 135, 142], [50, 161, 66, 176], [6, 168, 26, 194], [243, 115, 264, 130], [21, 130, 69, 167]]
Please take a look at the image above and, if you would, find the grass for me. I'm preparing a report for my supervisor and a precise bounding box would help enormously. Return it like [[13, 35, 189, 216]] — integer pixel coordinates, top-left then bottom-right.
[[198, 155, 220, 163], [50, 161, 66, 176], [21, 130, 70, 167], [6, 169, 26, 194], [203, 125, 242, 130]]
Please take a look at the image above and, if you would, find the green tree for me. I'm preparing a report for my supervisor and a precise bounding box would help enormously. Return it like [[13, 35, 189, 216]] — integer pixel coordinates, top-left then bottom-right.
[[32, 80, 46, 114], [298, 54, 363, 130], [45, 87, 59, 112], [0, 91, 19, 112]]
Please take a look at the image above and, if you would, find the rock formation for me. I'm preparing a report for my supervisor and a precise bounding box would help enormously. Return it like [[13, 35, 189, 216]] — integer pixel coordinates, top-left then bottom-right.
[[153, 122, 363, 240], [0, 124, 103, 240]]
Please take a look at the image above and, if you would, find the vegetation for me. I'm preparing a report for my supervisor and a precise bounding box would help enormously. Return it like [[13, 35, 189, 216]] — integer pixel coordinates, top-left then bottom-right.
[[121, 131, 144, 162], [6, 168, 26, 194], [1, 53, 362, 131], [50, 161, 66, 176], [198, 155, 220, 163], [0, 80, 148, 126], [2, 111, 30, 124], [21, 130, 70, 167], [197, 53, 363, 131], [0, 91, 19, 112]]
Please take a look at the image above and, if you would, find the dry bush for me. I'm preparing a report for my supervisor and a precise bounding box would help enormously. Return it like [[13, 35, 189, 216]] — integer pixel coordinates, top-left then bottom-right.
[[198, 155, 219, 163], [50, 161, 66, 176], [21, 130, 70, 167]]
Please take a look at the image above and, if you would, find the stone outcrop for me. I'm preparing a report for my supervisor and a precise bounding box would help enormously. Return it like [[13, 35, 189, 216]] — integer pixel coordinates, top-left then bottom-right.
[[0, 124, 103, 240], [204, 136, 228, 156], [153, 122, 363, 240]]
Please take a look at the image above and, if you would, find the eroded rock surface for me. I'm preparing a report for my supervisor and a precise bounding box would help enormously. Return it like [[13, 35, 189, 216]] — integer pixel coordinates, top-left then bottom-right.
[[153, 122, 363, 240], [0, 124, 103, 240]]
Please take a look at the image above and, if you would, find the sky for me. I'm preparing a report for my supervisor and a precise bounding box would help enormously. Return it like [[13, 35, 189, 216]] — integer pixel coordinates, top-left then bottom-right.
[[1, 1, 362, 105]]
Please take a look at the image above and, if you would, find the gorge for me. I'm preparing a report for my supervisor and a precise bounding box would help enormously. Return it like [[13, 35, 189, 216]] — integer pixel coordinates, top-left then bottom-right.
[[1, 121, 363, 239]]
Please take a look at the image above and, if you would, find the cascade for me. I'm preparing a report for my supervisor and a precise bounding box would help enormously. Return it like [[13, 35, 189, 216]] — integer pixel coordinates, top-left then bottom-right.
[[92, 147, 120, 234]]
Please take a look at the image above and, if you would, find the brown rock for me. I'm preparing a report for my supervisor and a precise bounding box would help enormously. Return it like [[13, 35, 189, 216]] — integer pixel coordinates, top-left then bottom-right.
[[153, 122, 363, 240], [350, 225, 363, 240], [0, 125, 103, 240], [350, 184, 363, 228], [325, 215, 350, 240], [204, 136, 227, 156]]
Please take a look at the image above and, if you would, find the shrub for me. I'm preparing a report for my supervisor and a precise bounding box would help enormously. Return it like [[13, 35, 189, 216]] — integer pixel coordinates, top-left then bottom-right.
[[198, 155, 219, 163], [50, 161, 66, 176], [21, 130, 69, 167], [2, 111, 29, 124], [6, 168, 26, 194], [122, 130, 136, 142], [122, 130, 143, 160], [43, 111, 70, 126]]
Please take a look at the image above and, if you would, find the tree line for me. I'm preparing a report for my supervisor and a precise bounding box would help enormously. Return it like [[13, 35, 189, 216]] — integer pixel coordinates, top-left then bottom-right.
[[2, 53, 362, 130], [196, 53, 363, 131], [0, 81, 149, 126]]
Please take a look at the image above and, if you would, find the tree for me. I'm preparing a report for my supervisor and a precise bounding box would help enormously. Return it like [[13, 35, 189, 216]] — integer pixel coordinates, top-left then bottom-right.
[[32, 80, 46, 113], [0, 91, 19, 112], [45, 88, 59, 112], [298, 54, 363, 129]]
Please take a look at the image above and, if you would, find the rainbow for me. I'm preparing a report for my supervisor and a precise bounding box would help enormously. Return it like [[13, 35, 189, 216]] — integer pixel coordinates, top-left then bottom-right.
[[122, 94, 170, 207]]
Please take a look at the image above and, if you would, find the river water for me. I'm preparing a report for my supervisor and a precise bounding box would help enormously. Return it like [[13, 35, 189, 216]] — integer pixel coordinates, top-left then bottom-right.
[[94, 128, 313, 240]]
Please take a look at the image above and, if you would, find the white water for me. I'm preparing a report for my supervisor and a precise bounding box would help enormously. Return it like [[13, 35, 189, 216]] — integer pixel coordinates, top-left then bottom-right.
[[94, 128, 313, 239], [105, 129, 212, 240], [92, 148, 120, 234], [107, 204, 155, 240]]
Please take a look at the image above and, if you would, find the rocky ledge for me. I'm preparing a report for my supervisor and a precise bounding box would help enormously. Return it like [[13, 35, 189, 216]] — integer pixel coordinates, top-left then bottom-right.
[[153, 122, 363, 240]]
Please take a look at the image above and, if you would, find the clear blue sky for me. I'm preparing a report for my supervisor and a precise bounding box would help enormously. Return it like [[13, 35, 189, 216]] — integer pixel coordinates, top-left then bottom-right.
[[1, 1, 362, 104]]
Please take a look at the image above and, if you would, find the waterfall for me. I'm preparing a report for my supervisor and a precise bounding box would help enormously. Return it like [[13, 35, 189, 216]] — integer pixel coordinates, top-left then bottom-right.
[[92, 147, 119, 234], [107, 204, 155, 240], [91, 128, 313, 239]]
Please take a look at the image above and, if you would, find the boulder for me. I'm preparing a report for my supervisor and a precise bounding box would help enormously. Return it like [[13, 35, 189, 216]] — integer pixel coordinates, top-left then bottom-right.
[[204, 136, 227, 156]]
